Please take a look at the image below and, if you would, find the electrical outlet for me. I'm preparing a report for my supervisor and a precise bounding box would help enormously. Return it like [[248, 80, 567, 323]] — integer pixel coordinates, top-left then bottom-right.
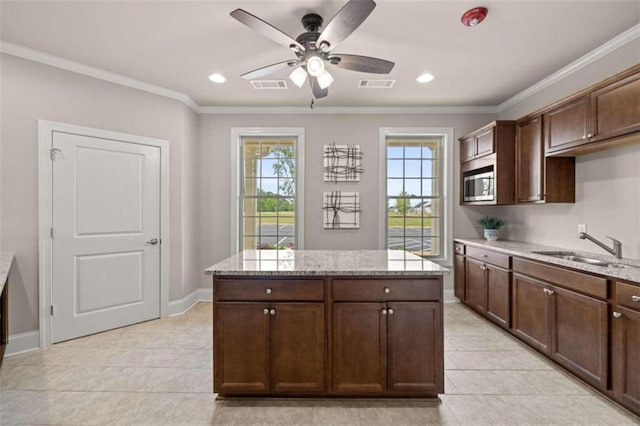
[[578, 224, 587, 234]]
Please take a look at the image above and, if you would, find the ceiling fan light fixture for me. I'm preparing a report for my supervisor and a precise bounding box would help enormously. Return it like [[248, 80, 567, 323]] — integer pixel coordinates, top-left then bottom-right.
[[306, 56, 325, 77], [416, 73, 435, 83], [208, 73, 226, 83], [317, 69, 334, 89], [289, 67, 308, 88]]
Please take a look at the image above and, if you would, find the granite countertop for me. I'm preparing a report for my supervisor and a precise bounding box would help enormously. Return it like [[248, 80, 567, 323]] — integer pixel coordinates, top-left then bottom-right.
[[454, 238, 640, 283], [1, 252, 15, 294], [205, 250, 449, 277]]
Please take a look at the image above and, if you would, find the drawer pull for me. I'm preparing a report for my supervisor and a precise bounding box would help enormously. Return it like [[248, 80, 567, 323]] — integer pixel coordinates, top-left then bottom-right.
[[481, 254, 488, 258], [382, 308, 388, 315], [543, 288, 555, 295], [480, 265, 486, 270], [388, 308, 394, 315], [263, 308, 269, 315], [632, 295, 640, 302], [613, 312, 622, 319], [270, 309, 276, 315], [266, 288, 272, 294], [587, 133, 593, 138], [384, 287, 390, 294]]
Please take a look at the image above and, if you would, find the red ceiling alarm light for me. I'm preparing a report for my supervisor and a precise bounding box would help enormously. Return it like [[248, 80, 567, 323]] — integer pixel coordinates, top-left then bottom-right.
[[461, 7, 488, 27]]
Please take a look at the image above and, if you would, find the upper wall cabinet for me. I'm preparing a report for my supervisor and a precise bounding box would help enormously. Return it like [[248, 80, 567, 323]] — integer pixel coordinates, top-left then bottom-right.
[[545, 65, 640, 156], [460, 125, 495, 162]]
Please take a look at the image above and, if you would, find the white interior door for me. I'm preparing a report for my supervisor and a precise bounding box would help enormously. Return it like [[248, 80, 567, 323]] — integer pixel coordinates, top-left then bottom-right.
[[51, 131, 161, 343]]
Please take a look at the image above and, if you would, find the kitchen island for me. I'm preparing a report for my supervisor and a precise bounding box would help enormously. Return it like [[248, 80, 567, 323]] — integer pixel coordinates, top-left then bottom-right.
[[206, 250, 449, 398]]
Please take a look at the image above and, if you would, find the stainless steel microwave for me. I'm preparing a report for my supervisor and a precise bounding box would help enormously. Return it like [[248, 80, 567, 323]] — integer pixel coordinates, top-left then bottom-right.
[[463, 170, 494, 202]]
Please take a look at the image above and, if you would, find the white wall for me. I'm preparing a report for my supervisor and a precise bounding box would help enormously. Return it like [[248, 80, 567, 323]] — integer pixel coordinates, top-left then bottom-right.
[[197, 112, 495, 289], [470, 39, 640, 258], [0, 54, 199, 334]]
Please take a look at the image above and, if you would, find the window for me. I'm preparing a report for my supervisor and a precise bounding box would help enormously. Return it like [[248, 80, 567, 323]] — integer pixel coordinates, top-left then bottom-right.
[[232, 128, 305, 253], [380, 128, 452, 259]]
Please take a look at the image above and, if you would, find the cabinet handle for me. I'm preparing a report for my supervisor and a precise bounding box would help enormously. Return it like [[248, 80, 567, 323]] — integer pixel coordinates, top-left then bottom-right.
[[543, 288, 554, 295], [382, 308, 388, 315], [270, 309, 276, 315], [481, 254, 488, 258], [631, 295, 639, 302], [582, 135, 587, 140], [587, 133, 593, 138], [384, 287, 390, 294], [613, 312, 622, 319], [388, 308, 394, 315], [266, 288, 272, 294], [481, 265, 486, 270], [263, 308, 269, 315]]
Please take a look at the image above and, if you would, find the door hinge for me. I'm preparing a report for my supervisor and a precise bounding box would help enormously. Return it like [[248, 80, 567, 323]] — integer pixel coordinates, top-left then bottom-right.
[[50, 305, 54, 316], [50, 148, 62, 160]]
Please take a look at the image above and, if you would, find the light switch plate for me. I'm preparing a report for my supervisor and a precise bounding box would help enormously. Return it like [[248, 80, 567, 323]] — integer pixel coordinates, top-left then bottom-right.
[[578, 224, 587, 234]]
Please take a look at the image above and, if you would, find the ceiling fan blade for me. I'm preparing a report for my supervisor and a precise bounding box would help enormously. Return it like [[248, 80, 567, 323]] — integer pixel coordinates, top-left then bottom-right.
[[317, 0, 376, 51], [240, 60, 299, 80], [330, 54, 394, 74], [310, 77, 328, 99], [230, 9, 304, 51]]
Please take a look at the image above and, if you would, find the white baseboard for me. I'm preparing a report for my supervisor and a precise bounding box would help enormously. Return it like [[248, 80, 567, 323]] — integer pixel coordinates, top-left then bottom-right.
[[168, 287, 213, 316], [5, 330, 40, 357]]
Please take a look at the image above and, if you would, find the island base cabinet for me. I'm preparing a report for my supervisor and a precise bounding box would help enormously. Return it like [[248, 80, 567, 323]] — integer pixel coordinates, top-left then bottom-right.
[[387, 302, 442, 394], [214, 302, 270, 394], [214, 302, 325, 395], [549, 286, 608, 390], [332, 303, 386, 394], [332, 302, 442, 396], [612, 306, 640, 413], [512, 274, 551, 353]]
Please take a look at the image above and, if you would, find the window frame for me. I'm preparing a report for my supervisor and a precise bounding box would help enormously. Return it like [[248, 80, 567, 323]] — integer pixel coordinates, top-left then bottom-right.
[[379, 127, 453, 263], [230, 128, 305, 254]]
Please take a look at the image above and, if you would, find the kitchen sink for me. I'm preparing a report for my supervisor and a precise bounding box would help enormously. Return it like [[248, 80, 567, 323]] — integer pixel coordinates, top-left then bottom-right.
[[532, 251, 640, 269]]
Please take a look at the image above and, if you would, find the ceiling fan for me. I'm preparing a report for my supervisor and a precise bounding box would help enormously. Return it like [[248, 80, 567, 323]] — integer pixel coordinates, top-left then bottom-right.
[[230, 0, 395, 99]]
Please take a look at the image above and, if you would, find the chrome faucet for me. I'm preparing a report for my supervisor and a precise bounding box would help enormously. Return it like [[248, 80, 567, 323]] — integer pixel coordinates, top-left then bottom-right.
[[578, 232, 622, 259]]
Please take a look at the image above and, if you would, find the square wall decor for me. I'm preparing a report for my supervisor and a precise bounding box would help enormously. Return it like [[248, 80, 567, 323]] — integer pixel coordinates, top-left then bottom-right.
[[323, 191, 360, 229], [323, 143, 363, 182]]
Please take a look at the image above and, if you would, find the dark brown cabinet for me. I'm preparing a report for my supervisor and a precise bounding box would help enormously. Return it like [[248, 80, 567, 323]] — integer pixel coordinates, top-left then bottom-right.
[[544, 95, 591, 153], [214, 302, 325, 395], [332, 301, 442, 395], [460, 126, 494, 162], [464, 247, 511, 328], [516, 116, 575, 204], [591, 71, 640, 143], [512, 273, 551, 353], [454, 253, 466, 301], [612, 280, 640, 413]]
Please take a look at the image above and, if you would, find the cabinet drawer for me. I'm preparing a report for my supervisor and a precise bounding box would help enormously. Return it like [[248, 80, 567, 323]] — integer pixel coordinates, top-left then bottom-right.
[[466, 246, 509, 269], [332, 279, 441, 302], [615, 281, 640, 312], [454, 243, 465, 255], [215, 278, 324, 301], [513, 258, 607, 300]]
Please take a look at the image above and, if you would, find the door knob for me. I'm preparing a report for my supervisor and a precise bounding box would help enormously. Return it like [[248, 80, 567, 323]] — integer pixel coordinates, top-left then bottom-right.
[[382, 309, 388, 315], [146, 238, 159, 245], [384, 287, 390, 294], [388, 309, 394, 315], [613, 312, 622, 319], [263, 308, 269, 315], [631, 295, 639, 302], [270, 309, 276, 315], [266, 288, 272, 294]]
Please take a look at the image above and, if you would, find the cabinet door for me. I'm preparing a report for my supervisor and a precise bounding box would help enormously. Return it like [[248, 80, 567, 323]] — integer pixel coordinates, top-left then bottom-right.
[[387, 302, 442, 395], [475, 127, 495, 158], [332, 303, 386, 394], [516, 117, 543, 203], [544, 95, 590, 153], [214, 302, 270, 394], [460, 136, 476, 162], [465, 257, 487, 313], [549, 286, 608, 390], [486, 264, 510, 329], [591, 72, 640, 142], [271, 303, 325, 394], [512, 273, 551, 353], [612, 306, 640, 413], [454, 254, 466, 301]]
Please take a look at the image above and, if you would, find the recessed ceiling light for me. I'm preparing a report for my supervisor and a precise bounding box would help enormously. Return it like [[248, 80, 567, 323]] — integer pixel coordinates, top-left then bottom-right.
[[417, 73, 435, 83], [208, 73, 226, 84]]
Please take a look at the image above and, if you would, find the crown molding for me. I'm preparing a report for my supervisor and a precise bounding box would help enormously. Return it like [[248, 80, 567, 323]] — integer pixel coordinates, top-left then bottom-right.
[[2, 21, 638, 116], [197, 105, 498, 114], [0, 41, 200, 112], [497, 23, 640, 113]]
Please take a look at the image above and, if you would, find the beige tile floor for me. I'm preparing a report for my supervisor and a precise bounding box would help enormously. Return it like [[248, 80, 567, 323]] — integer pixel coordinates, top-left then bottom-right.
[[1, 302, 638, 425]]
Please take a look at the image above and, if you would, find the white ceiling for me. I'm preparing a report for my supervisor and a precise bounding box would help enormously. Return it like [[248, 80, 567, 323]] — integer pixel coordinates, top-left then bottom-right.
[[1, 1, 638, 108]]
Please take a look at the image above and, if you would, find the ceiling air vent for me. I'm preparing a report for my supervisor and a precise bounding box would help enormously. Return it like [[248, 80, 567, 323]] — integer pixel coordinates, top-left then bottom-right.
[[250, 80, 288, 89], [358, 79, 395, 88]]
